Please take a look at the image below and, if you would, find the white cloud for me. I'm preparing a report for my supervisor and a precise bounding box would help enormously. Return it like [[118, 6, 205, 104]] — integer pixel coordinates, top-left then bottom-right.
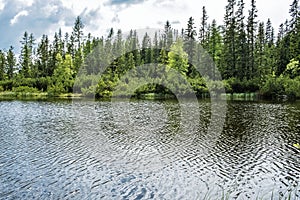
[[0, 0, 293, 51], [52, 0, 292, 41], [257, 0, 291, 30], [61, 0, 108, 16], [10, 10, 28, 25], [18, 0, 34, 7], [0, 0, 5, 11]]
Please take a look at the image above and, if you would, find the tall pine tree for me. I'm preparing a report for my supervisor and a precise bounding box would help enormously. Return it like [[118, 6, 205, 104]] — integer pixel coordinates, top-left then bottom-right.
[[223, 0, 236, 79], [246, 0, 258, 79]]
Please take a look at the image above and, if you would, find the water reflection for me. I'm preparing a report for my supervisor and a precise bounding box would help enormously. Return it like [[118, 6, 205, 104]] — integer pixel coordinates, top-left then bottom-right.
[[0, 100, 299, 199]]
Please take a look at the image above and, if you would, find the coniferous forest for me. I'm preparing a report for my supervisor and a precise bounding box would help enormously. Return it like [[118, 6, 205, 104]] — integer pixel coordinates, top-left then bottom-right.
[[0, 0, 299, 99]]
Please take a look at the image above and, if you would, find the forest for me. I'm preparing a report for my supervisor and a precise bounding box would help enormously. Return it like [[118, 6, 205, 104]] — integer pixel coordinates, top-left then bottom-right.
[[0, 0, 299, 99]]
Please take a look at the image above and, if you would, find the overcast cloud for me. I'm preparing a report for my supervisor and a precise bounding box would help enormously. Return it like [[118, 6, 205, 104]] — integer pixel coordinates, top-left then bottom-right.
[[0, 0, 292, 52]]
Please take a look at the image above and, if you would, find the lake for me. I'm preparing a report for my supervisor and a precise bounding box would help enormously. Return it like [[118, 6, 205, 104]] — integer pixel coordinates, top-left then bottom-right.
[[0, 99, 299, 199]]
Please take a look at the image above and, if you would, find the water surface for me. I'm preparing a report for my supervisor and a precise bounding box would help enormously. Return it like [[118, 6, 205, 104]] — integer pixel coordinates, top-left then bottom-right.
[[0, 99, 299, 199]]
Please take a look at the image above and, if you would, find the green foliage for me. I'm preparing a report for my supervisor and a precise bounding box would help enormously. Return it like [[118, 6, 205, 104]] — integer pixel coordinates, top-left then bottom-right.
[[47, 82, 66, 96], [95, 74, 118, 98], [223, 77, 260, 93], [283, 76, 300, 98], [284, 59, 300, 78], [189, 77, 208, 96], [0, 50, 5, 81], [259, 75, 300, 99], [168, 39, 189, 75], [12, 86, 39, 93], [35, 77, 52, 92], [260, 75, 285, 98], [51, 53, 75, 94], [0, 80, 13, 91], [0, 6, 300, 100], [12, 77, 37, 88]]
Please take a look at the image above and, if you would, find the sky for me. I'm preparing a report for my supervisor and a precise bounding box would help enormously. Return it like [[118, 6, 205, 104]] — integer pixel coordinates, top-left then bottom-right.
[[0, 0, 292, 52]]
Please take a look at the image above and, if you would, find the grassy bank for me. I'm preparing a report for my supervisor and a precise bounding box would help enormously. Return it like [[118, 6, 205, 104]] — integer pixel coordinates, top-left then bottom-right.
[[0, 91, 296, 102], [0, 91, 83, 100]]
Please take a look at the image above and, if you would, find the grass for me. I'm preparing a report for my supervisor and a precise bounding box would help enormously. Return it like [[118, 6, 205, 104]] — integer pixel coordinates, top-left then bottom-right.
[[221, 92, 258, 101], [0, 91, 48, 100], [0, 91, 83, 100]]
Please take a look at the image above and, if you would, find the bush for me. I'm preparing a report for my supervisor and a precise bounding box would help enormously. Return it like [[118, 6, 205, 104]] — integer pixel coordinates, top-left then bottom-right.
[[47, 83, 66, 96], [283, 76, 300, 98], [0, 80, 13, 91], [35, 77, 52, 91], [12, 78, 37, 88], [244, 78, 260, 92], [260, 75, 300, 99], [224, 77, 260, 93], [12, 86, 40, 93]]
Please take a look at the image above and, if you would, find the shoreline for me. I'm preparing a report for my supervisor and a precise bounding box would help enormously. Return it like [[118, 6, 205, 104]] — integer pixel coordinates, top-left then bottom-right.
[[0, 91, 296, 102]]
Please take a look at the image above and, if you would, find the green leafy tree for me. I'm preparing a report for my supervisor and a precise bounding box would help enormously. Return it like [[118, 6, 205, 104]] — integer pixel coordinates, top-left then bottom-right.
[[284, 59, 300, 78], [50, 53, 75, 94], [168, 39, 189, 75]]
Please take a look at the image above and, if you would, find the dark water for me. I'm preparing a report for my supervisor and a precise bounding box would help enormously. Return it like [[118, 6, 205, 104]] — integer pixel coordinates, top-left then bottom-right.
[[0, 99, 300, 199]]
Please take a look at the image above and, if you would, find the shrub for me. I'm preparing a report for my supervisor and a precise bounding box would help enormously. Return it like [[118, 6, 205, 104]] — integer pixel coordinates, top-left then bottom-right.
[[12, 86, 40, 93], [0, 80, 13, 91], [35, 77, 52, 92], [12, 78, 37, 88], [283, 76, 300, 98], [47, 83, 66, 96], [260, 75, 286, 99]]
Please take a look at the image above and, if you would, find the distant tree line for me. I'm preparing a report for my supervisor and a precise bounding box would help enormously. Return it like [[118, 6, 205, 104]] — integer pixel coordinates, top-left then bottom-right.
[[0, 0, 299, 99]]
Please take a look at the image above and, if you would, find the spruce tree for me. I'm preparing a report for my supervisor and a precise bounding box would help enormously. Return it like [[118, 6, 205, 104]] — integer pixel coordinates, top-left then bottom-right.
[[0, 50, 5, 81], [36, 35, 50, 77], [208, 19, 223, 80], [72, 16, 84, 49], [184, 17, 197, 76], [164, 21, 173, 49], [235, 0, 247, 80], [246, 0, 258, 79], [19, 32, 35, 78], [255, 22, 265, 79], [289, 0, 300, 60], [6, 46, 16, 80], [223, 0, 236, 79], [199, 6, 209, 47], [264, 19, 276, 73]]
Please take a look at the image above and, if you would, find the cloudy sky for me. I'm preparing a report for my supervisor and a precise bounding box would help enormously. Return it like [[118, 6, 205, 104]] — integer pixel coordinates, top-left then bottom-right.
[[0, 0, 292, 51]]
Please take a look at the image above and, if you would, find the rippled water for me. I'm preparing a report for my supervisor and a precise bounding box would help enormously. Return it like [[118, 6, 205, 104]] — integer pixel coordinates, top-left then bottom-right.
[[0, 99, 300, 199]]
